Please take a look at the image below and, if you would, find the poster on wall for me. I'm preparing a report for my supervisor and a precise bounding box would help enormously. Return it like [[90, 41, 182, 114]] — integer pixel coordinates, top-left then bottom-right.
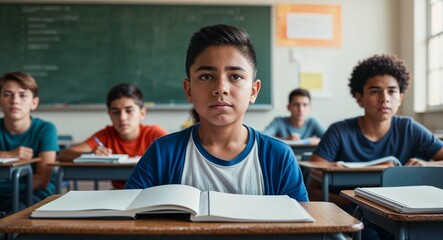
[[299, 70, 332, 98], [277, 4, 341, 47]]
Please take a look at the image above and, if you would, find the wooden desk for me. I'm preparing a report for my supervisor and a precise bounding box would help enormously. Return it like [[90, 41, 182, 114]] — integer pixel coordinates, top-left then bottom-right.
[[0, 195, 363, 240], [49, 162, 136, 193], [341, 190, 443, 240], [298, 161, 385, 201], [282, 141, 317, 157], [434, 132, 443, 141], [0, 158, 39, 212]]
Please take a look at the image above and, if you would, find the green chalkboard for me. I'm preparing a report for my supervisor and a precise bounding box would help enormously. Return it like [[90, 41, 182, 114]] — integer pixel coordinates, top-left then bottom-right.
[[0, 3, 271, 109]]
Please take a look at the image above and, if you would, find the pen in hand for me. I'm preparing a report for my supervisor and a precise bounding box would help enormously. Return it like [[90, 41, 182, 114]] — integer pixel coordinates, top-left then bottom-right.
[[93, 136, 112, 155]]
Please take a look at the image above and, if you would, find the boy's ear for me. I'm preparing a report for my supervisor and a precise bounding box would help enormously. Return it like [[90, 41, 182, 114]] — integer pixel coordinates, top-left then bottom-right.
[[249, 80, 261, 104], [183, 79, 192, 103], [399, 93, 404, 106], [31, 96, 39, 111], [354, 93, 364, 107], [140, 106, 147, 120]]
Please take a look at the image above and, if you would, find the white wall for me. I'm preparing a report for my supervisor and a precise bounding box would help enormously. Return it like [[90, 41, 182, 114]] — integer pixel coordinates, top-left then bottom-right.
[[4, 0, 401, 141]]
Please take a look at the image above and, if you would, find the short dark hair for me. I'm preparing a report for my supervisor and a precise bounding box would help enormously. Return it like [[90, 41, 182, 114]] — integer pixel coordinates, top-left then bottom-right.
[[348, 54, 410, 97], [106, 83, 144, 109], [185, 24, 257, 80], [288, 88, 311, 104], [0, 71, 39, 97], [190, 108, 200, 123]]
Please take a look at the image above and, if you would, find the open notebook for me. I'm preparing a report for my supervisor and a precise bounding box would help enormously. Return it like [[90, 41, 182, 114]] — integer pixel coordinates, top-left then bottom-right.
[[73, 154, 140, 163], [31, 184, 314, 222], [337, 156, 401, 168]]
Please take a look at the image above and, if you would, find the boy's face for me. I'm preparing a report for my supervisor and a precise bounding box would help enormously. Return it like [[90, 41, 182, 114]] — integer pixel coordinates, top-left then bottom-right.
[[107, 97, 146, 139], [0, 81, 39, 121], [184, 45, 260, 127], [287, 96, 311, 122], [355, 75, 403, 122]]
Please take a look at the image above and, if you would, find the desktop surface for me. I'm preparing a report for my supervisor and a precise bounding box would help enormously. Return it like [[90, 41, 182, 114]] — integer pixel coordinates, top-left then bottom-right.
[[0, 195, 363, 237]]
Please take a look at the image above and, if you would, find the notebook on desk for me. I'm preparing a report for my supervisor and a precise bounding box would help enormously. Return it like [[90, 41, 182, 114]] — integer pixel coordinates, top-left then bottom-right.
[[0, 158, 19, 164], [337, 156, 401, 168], [354, 185, 443, 213], [73, 154, 140, 163]]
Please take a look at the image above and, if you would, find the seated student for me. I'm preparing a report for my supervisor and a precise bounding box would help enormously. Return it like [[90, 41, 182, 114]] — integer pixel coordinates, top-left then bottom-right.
[[262, 88, 324, 145], [309, 54, 443, 239], [0, 71, 59, 213], [124, 24, 308, 201], [58, 83, 168, 189]]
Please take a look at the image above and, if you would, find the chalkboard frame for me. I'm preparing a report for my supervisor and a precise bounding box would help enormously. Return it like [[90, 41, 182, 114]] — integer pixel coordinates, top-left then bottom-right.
[[0, 3, 272, 110]]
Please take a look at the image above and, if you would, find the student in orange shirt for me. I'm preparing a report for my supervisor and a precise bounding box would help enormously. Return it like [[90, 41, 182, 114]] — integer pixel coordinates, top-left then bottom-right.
[[58, 83, 168, 189]]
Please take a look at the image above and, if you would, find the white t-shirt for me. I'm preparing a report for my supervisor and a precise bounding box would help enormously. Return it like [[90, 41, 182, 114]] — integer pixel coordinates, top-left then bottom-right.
[[181, 133, 264, 195]]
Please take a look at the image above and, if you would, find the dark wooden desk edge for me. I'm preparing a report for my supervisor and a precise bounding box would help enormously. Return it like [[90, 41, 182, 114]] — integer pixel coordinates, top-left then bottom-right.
[[48, 162, 137, 167], [0, 196, 362, 235], [0, 158, 40, 167], [341, 190, 443, 221], [298, 161, 387, 172], [289, 144, 317, 148]]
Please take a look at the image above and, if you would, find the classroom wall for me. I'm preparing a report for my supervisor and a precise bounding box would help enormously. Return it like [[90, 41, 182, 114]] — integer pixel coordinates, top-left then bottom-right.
[[2, 0, 404, 141]]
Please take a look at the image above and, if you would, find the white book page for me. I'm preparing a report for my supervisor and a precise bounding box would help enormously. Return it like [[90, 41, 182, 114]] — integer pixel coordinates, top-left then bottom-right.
[[128, 184, 201, 214], [74, 154, 129, 162], [359, 186, 443, 209], [36, 190, 142, 211], [119, 156, 141, 163], [0, 157, 19, 164], [197, 191, 313, 222], [337, 156, 401, 168]]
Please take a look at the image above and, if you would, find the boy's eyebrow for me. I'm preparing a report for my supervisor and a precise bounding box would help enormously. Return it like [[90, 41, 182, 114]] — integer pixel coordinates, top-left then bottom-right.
[[367, 86, 381, 89], [367, 85, 399, 90], [195, 66, 216, 72], [1, 89, 27, 94], [194, 65, 247, 72], [226, 66, 247, 72], [110, 105, 135, 111]]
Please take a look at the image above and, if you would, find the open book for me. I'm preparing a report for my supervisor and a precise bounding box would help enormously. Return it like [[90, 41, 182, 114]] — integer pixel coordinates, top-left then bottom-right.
[[73, 154, 140, 163], [30, 184, 314, 222], [281, 139, 311, 146], [354, 185, 443, 213], [337, 156, 401, 168], [0, 157, 19, 164]]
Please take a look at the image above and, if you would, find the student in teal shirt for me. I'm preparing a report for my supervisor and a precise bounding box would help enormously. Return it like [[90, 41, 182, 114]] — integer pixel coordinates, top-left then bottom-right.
[[262, 88, 324, 145], [0, 72, 59, 214]]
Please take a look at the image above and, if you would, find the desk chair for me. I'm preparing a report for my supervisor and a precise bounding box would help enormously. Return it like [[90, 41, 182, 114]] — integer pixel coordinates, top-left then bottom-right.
[[56, 135, 77, 191], [353, 166, 443, 240], [381, 166, 443, 188]]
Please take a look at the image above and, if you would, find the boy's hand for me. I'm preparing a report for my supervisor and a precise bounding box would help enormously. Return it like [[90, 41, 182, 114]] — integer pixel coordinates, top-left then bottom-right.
[[307, 137, 321, 145], [288, 133, 301, 141], [405, 158, 426, 166], [12, 146, 34, 159], [94, 146, 113, 156]]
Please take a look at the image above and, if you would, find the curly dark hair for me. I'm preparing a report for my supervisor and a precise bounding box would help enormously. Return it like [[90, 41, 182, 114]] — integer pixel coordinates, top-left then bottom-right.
[[348, 54, 410, 97]]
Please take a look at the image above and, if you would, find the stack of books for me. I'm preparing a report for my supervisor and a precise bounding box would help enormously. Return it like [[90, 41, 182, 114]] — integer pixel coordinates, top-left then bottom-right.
[[355, 185, 443, 213]]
